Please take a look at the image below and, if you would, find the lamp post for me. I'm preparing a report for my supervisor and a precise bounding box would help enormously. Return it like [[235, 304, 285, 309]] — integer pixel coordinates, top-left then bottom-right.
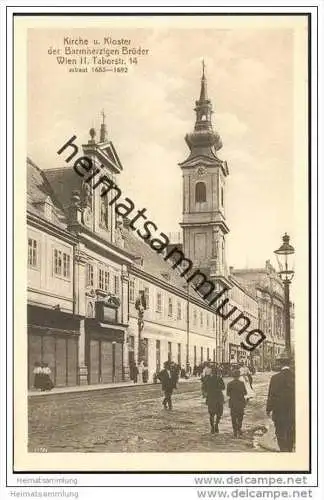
[[183, 283, 190, 373], [274, 233, 295, 356], [135, 290, 146, 365]]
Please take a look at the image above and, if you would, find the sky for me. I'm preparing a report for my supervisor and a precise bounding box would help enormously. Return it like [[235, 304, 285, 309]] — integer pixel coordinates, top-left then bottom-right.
[[28, 25, 296, 269]]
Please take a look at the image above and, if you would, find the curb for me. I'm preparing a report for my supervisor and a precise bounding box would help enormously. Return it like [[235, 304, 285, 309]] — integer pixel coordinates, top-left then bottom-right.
[[28, 377, 201, 398]]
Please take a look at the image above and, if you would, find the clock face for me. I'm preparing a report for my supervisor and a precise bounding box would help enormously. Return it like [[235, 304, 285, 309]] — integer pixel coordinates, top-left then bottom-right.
[[197, 166, 206, 177]]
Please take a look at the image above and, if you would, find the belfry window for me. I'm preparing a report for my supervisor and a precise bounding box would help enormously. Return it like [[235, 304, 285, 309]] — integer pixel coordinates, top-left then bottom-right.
[[195, 182, 206, 203]]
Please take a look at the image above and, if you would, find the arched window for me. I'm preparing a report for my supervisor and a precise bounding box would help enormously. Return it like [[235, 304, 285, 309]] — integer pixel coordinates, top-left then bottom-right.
[[195, 182, 206, 203], [221, 187, 224, 207]]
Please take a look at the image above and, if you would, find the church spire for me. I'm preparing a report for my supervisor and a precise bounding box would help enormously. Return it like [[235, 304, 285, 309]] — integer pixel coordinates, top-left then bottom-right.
[[194, 61, 213, 133], [183, 62, 222, 153], [199, 59, 208, 102]]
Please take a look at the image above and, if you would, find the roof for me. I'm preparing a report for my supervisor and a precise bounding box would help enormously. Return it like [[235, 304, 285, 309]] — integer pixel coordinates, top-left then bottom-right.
[[27, 158, 67, 227], [122, 229, 214, 306], [44, 167, 82, 210]]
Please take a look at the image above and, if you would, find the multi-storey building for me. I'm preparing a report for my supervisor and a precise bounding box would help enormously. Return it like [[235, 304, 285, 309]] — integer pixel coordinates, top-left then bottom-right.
[[230, 260, 291, 370], [177, 64, 258, 364], [27, 67, 261, 388]]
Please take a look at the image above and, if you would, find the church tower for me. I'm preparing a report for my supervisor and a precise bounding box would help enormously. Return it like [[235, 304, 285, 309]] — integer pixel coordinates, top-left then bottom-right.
[[179, 63, 230, 282]]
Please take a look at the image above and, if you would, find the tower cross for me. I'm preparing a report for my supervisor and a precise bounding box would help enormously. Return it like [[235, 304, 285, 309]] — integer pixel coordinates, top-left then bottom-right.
[[101, 109, 106, 124], [202, 59, 205, 78]]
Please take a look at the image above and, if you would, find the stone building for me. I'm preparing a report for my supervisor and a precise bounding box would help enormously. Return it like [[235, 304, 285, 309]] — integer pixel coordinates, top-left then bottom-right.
[[177, 63, 258, 365], [27, 67, 261, 388], [231, 260, 290, 370]]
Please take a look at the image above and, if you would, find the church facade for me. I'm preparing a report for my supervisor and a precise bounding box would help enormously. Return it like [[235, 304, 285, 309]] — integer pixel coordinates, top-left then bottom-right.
[[27, 67, 261, 388]]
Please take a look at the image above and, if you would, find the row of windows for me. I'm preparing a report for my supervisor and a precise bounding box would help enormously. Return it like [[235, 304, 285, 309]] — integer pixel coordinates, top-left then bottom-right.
[[87, 263, 120, 295], [28, 238, 120, 293], [28, 238, 71, 279], [129, 335, 216, 370], [129, 279, 217, 328]]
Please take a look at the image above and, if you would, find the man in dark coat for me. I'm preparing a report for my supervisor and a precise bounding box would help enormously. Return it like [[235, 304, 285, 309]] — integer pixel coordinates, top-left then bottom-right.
[[226, 369, 247, 437], [266, 356, 295, 452], [158, 361, 177, 410], [205, 366, 225, 434]]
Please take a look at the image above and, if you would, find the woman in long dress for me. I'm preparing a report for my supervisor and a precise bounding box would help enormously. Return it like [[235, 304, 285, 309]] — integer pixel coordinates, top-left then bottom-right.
[[40, 362, 54, 391], [239, 363, 255, 400], [33, 361, 42, 390]]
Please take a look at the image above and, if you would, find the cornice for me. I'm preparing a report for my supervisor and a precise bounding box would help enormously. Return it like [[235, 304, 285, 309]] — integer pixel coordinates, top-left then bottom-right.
[[27, 211, 78, 245]]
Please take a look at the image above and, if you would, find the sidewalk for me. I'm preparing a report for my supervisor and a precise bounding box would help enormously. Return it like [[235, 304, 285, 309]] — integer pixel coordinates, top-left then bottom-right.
[[28, 376, 199, 398]]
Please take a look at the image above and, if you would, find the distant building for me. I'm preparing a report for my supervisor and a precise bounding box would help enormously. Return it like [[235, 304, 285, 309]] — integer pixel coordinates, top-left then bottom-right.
[[230, 260, 293, 370]]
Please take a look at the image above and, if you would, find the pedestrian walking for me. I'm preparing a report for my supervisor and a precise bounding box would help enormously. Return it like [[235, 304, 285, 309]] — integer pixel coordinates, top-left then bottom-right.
[[201, 361, 212, 398], [158, 361, 176, 410], [266, 354, 295, 452], [226, 369, 247, 437], [170, 362, 180, 389], [205, 366, 225, 434], [239, 363, 255, 400]]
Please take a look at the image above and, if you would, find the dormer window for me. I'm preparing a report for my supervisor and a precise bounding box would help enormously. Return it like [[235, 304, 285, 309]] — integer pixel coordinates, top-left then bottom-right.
[[44, 200, 53, 220], [195, 182, 206, 203]]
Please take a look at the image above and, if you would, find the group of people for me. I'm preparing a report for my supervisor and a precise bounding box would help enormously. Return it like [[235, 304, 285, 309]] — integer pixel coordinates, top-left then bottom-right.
[[157, 356, 295, 452], [130, 361, 150, 384], [33, 361, 54, 391], [202, 362, 255, 437]]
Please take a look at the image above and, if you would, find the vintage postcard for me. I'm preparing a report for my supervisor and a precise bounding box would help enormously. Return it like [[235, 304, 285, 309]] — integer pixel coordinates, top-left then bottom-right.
[[12, 13, 311, 473]]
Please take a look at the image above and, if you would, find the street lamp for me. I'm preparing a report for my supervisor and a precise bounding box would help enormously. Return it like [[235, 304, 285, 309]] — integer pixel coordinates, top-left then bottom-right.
[[274, 233, 295, 356], [135, 290, 146, 365]]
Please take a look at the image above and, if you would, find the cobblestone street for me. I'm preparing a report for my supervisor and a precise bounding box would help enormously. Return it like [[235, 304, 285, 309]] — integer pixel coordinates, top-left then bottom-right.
[[28, 373, 272, 453]]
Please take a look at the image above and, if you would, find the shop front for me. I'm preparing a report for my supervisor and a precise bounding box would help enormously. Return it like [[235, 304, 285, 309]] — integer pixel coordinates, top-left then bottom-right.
[[229, 343, 251, 366], [85, 300, 126, 384], [27, 305, 80, 389]]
